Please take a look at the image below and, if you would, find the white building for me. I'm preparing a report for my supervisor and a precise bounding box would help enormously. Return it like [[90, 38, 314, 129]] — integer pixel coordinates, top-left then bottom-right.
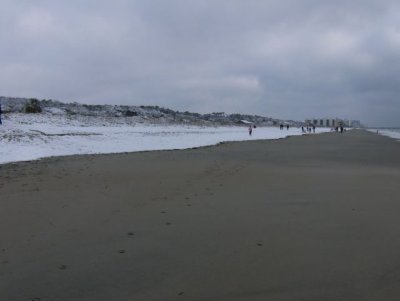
[[305, 118, 361, 128], [350, 120, 362, 128]]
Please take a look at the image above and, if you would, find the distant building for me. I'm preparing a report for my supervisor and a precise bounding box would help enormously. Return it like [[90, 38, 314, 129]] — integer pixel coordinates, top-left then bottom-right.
[[350, 120, 362, 128], [305, 118, 362, 128], [238, 120, 253, 125], [211, 112, 227, 117]]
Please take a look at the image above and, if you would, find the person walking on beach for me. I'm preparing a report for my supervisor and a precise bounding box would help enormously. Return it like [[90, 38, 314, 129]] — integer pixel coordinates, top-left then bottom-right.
[[312, 125, 315, 133], [248, 125, 253, 136], [286, 124, 289, 130], [0, 104, 2, 125]]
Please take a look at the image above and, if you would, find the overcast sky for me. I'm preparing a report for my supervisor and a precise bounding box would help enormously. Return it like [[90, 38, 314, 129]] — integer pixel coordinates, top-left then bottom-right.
[[1, 0, 400, 126]]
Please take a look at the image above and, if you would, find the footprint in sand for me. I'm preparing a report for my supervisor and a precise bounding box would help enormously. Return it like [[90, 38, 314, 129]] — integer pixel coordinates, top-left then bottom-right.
[[58, 264, 67, 270], [166, 222, 172, 226], [127, 232, 134, 236], [31, 298, 41, 301], [257, 243, 263, 247], [118, 250, 126, 254], [178, 292, 184, 296], [161, 211, 167, 214]]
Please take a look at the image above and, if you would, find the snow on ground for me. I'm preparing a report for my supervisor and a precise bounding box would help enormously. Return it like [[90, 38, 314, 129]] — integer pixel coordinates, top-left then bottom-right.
[[368, 128, 400, 141], [0, 113, 330, 164]]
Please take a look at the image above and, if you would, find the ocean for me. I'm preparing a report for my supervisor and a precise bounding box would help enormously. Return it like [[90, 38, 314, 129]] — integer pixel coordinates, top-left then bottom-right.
[[369, 128, 400, 141]]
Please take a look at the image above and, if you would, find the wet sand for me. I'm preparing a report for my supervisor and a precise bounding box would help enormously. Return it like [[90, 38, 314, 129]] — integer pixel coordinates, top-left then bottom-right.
[[1, 130, 400, 301]]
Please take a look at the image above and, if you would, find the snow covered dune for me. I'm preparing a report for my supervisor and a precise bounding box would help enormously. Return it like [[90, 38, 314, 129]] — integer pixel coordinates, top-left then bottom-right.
[[0, 113, 330, 164]]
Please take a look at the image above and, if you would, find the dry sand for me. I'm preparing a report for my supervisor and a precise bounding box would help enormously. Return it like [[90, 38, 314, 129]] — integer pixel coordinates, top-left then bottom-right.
[[1, 130, 400, 301]]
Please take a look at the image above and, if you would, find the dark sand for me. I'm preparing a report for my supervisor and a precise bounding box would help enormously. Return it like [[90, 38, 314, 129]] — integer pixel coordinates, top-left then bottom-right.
[[1, 130, 400, 301]]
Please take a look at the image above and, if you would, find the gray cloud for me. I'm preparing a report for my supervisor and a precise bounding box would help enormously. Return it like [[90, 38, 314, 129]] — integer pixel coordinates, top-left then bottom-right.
[[1, 0, 400, 126]]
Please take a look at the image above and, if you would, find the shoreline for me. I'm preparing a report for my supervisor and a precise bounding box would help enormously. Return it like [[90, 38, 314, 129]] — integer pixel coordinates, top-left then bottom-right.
[[2, 130, 400, 300]]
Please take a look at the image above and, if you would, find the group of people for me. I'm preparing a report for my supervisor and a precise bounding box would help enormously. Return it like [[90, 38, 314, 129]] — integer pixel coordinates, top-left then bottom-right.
[[334, 126, 345, 133], [302, 125, 316, 133], [248, 123, 321, 136], [301, 124, 346, 134]]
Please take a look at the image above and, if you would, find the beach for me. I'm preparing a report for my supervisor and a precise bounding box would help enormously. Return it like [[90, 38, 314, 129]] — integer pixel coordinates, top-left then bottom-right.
[[1, 129, 400, 300]]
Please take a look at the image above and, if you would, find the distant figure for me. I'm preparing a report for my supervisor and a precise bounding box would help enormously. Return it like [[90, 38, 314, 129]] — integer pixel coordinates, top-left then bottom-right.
[[253, 125, 257, 129], [286, 124, 289, 130], [376, 130, 379, 134], [312, 125, 315, 133], [279, 124, 283, 130], [340, 126, 344, 133], [301, 126, 305, 133], [0, 104, 2, 125], [248, 126, 253, 136], [335, 127, 339, 132]]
